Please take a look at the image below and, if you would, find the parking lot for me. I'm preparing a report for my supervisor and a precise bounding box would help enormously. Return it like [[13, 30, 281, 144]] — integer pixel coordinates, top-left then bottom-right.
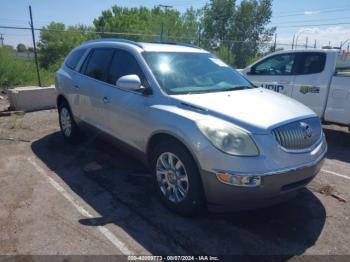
[[0, 102, 349, 257]]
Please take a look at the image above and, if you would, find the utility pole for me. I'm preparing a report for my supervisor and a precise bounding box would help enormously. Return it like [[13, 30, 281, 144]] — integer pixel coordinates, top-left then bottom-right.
[[197, 24, 201, 47], [305, 37, 308, 49], [0, 33, 4, 47], [158, 4, 173, 42], [29, 5, 41, 87], [273, 33, 277, 52], [314, 40, 317, 48], [291, 34, 295, 50]]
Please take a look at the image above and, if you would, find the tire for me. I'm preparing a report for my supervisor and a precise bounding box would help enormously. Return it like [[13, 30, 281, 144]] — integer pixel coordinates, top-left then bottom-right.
[[150, 140, 206, 215], [58, 100, 81, 143]]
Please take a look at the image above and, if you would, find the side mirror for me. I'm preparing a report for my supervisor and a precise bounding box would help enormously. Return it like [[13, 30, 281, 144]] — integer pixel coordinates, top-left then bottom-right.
[[116, 74, 144, 91], [247, 67, 255, 75]]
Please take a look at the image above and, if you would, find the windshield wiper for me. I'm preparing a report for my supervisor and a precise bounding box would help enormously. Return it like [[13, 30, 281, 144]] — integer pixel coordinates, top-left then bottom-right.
[[222, 85, 253, 92]]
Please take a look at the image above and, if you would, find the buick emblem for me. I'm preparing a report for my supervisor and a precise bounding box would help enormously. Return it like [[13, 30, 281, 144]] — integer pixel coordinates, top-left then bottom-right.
[[300, 122, 313, 139]]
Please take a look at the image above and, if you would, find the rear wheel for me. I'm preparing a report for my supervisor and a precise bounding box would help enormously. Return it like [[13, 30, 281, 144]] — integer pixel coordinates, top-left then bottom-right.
[[151, 140, 205, 215], [58, 101, 80, 143]]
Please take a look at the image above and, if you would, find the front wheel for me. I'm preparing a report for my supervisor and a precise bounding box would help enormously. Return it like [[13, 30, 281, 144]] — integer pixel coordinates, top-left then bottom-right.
[[151, 140, 205, 215]]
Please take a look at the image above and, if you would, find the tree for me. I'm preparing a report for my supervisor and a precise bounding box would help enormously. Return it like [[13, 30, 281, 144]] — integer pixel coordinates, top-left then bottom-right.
[[202, 0, 236, 43], [231, 0, 275, 67], [200, 0, 274, 67], [93, 5, 196, 42], [16, 43, 27, 52], [38, 22, 96, 70]]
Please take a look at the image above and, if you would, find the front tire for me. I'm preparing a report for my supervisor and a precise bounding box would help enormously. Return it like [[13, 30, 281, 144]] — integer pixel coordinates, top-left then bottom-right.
[[151, 140, 205, 215], [58, 101, 80, 143]]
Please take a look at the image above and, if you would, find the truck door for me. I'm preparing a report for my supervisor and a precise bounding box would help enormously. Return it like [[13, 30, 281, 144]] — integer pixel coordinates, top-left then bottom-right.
[[291, 52, 329, 117], [244, 53, 296, 96], [324, 53, 350, 125]]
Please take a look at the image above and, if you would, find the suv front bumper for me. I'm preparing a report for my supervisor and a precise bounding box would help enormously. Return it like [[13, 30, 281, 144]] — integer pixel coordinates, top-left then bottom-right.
[[201, 151, 326, 212]]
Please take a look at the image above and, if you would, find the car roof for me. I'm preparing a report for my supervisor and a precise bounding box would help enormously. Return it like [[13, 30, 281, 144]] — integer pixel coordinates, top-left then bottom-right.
[[80, 38, 208, 53]]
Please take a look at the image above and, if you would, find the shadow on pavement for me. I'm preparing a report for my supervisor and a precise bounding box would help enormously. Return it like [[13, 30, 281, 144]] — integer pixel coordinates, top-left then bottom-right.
[[323, 127, 350, 164], [31, 132, 326, 256]]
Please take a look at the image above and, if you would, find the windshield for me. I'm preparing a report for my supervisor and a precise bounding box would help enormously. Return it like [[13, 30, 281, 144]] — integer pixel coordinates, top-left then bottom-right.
[[142, 52, 254, 95]]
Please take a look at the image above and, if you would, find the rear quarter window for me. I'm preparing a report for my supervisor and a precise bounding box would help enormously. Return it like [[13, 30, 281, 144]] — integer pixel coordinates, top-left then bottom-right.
[[336, 52, 350, 76], [65, 49, 86, 70]]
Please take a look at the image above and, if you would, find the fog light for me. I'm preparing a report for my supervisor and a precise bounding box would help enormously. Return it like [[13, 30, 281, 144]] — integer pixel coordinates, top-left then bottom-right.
[[216, 173, 261, 187]]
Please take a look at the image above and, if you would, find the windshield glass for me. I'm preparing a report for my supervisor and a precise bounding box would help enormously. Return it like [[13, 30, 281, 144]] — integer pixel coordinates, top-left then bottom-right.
[[142, 52, 254, 95]]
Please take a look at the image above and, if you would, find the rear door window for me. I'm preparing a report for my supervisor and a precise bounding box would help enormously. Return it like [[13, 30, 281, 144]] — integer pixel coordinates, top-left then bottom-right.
[[83, 48, 114, 82], [295, 52, 326, 75], [252, 53, 296, 75], [65, 49, 86, 70]]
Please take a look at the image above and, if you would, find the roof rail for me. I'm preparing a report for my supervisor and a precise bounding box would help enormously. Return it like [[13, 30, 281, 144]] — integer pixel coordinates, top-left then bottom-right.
[[81, 38, 143, 48], [173, 42, 202, 49], [156, 41, 202, 49]]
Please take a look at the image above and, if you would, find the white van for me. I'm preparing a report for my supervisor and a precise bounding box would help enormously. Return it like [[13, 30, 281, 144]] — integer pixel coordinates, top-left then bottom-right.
[[241, 49, 350, 128]]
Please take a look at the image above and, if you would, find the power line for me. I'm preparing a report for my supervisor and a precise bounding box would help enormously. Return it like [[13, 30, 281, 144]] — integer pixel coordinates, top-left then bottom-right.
[[273, 7, 350, 18], [271, 15, 350, 26], [277, 22, 350, 28], [0, 23, 327, 48]]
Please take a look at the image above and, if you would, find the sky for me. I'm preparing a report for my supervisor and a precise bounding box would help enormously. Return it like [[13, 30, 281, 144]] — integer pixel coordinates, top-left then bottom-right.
[[0, 0, 350, 50]]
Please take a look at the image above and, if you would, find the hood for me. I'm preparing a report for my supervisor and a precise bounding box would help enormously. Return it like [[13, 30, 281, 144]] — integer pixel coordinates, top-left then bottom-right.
[[172, 88, 316, 133]]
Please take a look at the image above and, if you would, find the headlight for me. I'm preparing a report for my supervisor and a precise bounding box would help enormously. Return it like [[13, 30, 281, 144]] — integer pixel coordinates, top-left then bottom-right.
[[196, 119, 259, 156]]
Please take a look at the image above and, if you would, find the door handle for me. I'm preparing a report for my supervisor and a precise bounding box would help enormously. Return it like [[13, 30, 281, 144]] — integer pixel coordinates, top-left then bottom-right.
[[103, 97, 110, 104], [279, 81, 290, 84], [74, 84, 80, 89]]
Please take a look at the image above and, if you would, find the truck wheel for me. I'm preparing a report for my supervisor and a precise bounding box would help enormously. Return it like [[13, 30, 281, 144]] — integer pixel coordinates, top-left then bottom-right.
[[150, 140, 205, 215], [58, 101, 80, 143]]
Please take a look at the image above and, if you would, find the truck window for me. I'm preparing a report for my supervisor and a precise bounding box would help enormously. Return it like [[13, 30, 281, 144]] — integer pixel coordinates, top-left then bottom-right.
[[296, 52, 326, 75], [336, 52, 350, 77], [252, 53, 295, 75]]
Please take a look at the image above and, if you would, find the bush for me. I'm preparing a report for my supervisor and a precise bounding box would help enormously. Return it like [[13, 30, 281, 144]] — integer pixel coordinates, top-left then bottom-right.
[[0, 48, 54, 89]]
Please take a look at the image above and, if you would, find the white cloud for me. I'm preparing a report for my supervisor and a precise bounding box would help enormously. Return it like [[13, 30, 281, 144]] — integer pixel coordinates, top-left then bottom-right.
[[303, 10, 320, 15], [277, 26, 350, 49]]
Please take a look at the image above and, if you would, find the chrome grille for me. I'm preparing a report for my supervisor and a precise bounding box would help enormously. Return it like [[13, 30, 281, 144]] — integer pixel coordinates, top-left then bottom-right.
[[273, 117, 322, 150]]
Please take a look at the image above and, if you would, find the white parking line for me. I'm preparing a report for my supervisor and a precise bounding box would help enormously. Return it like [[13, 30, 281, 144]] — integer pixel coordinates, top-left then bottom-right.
[[27, 158, 134, 255], [321, 169, 350, 180]]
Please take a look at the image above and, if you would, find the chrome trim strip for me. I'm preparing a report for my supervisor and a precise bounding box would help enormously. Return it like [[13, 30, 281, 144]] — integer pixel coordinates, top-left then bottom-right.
[[213, 141, 327, 177], [276, 132, 324, 154]]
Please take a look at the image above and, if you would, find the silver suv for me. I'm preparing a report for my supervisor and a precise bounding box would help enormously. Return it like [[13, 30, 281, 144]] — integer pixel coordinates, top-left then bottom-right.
[[55, 39, 327, 214]]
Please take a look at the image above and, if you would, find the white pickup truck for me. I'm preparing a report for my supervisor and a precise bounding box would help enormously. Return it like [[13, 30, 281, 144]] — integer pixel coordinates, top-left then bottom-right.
[[241, 49, 350, 128]]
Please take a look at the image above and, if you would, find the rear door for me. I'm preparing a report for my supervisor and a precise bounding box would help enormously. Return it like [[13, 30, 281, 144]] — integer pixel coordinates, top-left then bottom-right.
[[76, 48, 114, 130], [291, 52, 329, 116], [245, 53, 296, 96], [324, 53, 350, 125]]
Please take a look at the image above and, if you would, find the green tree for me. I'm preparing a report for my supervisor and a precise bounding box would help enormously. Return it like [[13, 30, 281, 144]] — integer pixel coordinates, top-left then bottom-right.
[[16, 43, 27, 52], [38, 22, 96, 70], [202, 0, 236, 43], [93, 5, 196, 42], [231, 0, 275, 68], [200, 0, 274, 67]]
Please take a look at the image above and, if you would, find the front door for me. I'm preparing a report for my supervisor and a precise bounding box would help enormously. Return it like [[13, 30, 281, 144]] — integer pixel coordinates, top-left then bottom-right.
[[102, 49, 152, 150], [245, 52, 297, 97]]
